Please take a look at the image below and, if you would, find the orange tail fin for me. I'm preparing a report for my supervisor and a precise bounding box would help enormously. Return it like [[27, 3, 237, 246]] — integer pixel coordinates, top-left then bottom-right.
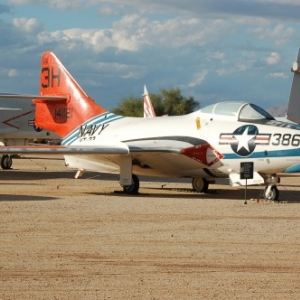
[[34, 52, 106, 138]]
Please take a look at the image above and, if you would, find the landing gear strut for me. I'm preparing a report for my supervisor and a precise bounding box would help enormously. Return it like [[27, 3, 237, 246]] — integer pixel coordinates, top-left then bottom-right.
[[192, 177, 209, 193], [1, 155, 12, 169], [123, 174, 140, 194]]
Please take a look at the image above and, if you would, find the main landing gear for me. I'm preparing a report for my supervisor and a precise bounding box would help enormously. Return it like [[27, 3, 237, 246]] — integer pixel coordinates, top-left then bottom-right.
[[1, 154, 12, 170], [192, 177, 209, 193], [122, 175, 211, 194], [122, 174, 140, 194]]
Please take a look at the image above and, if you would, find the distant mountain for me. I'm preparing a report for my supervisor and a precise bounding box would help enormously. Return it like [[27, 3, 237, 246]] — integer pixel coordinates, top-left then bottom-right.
[[266, 104, 287, 117]]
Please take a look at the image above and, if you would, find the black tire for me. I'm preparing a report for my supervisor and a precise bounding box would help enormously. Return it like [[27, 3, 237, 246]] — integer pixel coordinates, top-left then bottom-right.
[[192, 177, 209, 193], [1, 155, 12, 170], [123, 174, 140, 194], [264, 185, 279, 200]]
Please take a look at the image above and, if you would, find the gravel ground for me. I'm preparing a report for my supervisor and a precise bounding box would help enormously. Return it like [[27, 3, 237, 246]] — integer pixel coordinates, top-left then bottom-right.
[[1, 156, 300, 299]]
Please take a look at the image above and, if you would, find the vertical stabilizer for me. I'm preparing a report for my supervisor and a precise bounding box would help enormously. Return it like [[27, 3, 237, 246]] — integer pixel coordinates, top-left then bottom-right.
[[34, 52, 106, 137], [143, 85, 156, 118], [287, 48, 300, 124]]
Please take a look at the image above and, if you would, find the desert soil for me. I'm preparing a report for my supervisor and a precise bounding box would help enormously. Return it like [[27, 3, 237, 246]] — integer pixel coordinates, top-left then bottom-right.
[[1, 155, 300, 299]]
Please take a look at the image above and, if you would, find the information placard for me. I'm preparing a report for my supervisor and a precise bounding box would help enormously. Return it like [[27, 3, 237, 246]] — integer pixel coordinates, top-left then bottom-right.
[[240, 162, 254, 180]]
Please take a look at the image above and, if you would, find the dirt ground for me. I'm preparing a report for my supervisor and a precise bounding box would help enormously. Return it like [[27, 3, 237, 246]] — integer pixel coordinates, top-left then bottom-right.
[[1, 156, 300, 299]]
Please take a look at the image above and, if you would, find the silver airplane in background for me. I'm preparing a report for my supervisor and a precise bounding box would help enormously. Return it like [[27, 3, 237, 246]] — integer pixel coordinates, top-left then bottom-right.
[[0, 94, 59, 169]]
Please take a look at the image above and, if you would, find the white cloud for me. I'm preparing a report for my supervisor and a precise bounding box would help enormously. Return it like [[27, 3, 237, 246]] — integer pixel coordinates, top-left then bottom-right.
[[99, 5, 119, 16], [13, 17, 43, 34], [216, 69, 229, 76], [188, 71, 208, 87], [121, 71, 143, 79], [209, 52, 225, 61], [264, 0, 299, 4], [215, 61, 250, 76], [266, 52, 281, 65], [237, 63, 250, 72], [249, 24, 295, 45], [8, 69, 19, 77], [8, 0, 300, 21], [35, 15, 233, 54], [270, 72, 287, 78], [8, 0, 42, 4], [143, 18, 233, 48], [48, 0, 87, 10], [1, 0, 299, 109]]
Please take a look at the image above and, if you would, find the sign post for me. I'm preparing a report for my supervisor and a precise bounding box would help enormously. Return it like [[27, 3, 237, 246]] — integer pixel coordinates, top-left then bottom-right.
[[240, 162, 254, 204]]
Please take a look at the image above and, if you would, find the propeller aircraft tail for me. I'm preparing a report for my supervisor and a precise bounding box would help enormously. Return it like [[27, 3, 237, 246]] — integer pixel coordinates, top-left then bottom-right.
[[34, 52, 106, 137]]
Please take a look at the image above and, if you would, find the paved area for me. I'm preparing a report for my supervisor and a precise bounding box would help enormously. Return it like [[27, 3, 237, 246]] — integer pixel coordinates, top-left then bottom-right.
[[1, 156, 300, 299]]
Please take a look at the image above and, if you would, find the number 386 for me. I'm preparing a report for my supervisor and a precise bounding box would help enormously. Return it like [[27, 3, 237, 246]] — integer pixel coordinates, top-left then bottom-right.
[[272, 133, 300, 146]]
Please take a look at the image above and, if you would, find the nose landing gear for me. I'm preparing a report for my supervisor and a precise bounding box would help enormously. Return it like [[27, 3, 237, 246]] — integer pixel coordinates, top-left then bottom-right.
[[263, 175, 280, 200], [263, 185, 279, 200]]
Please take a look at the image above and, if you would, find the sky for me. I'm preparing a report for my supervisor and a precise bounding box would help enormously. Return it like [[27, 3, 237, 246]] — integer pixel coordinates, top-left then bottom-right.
[[1, 0, 300, 111]]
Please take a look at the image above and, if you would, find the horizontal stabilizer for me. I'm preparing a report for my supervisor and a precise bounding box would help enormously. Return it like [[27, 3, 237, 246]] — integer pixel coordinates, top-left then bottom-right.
[[0, 94, 67, 101], [0, 107, 22, 111]]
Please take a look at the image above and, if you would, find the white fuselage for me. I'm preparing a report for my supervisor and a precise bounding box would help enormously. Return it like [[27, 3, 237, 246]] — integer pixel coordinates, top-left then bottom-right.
[[63, 105, 300, 180]]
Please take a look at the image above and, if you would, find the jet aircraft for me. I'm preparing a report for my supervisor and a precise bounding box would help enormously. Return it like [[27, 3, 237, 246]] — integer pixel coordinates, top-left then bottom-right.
[[0, 94, 58, 169], [1, 50, 300, 200]]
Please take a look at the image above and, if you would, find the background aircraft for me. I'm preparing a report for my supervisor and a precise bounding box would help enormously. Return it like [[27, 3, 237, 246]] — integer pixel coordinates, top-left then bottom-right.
[[0, 94, 59, 169], [143, 85, 156, 118], [2, 51, 300, 200], [287, 59, 300, 124]]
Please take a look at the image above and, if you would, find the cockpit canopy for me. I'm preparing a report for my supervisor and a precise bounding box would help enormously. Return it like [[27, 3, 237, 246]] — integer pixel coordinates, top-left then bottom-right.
[[200, 101, 275, 122]]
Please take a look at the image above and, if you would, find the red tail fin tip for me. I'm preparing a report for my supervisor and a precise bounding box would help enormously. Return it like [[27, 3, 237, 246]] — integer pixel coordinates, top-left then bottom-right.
[[34, 52, 106, 138]]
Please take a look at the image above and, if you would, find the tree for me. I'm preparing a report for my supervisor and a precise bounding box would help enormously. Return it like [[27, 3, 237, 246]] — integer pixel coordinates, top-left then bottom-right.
[[111, 95, 143, 117], [160, 87, 199, 116], [111, 87, 199, 116]]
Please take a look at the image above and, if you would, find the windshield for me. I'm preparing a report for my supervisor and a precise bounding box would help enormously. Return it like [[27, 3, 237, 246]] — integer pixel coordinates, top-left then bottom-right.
[[201, 101, 246, 116], [239, 103, 275, 121]]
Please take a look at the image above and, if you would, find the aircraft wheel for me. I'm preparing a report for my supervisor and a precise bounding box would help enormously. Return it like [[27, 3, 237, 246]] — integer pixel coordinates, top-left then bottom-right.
[[264, 185, 279, 200], [1, 155, 12, 170], [123, 174, 140, 194], [192, 177, 209, 193]]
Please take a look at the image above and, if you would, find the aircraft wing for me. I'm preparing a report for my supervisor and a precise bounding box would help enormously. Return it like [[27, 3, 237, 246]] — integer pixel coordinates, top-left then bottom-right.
[[0, 142, 129, 155], [0, 141, 222, 166], [0, 140, 223, 178]]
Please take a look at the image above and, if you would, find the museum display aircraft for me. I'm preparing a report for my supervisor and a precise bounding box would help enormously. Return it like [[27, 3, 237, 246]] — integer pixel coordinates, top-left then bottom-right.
[[0, 94, 58, 169], [1, 50, 300, 199]]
